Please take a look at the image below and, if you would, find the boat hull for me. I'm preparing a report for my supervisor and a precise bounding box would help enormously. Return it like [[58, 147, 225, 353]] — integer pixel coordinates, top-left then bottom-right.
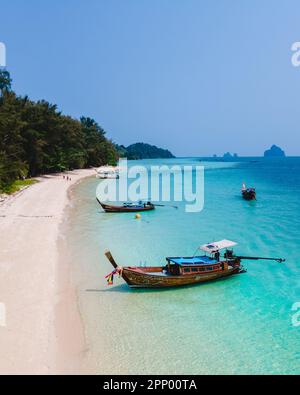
[[96, 175, 119, 179], [121, 266, 240, 288], [242, 190, 256, 201]]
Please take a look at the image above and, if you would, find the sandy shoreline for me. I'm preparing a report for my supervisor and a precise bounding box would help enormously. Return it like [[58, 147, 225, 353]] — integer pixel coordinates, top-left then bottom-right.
[[0, 169, 95, 374]]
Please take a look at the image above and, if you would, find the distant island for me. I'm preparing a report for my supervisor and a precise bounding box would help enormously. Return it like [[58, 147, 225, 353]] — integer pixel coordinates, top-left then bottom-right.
[[116, 143, 175, 160], [264, 145, 285, 157], [223, 152, 238, 159]]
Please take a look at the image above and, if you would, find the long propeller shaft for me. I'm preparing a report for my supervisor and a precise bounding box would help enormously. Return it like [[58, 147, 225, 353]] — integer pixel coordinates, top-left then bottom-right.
[[233, 256, 285, 263]]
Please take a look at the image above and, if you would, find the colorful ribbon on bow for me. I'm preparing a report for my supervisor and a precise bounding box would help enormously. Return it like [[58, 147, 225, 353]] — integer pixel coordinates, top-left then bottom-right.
[[104, 267, 122, 285]]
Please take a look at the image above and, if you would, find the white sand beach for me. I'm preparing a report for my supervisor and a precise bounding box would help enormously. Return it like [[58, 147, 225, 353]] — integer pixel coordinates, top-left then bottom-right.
[[0, 169, 95, 374]]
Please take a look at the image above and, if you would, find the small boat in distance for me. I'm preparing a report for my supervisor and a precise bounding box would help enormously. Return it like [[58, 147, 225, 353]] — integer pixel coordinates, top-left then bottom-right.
[[97, 198, 155, 213], [104, 240, 285, 288], [241, 183, 256, 200], [96, 166, 119, 179]]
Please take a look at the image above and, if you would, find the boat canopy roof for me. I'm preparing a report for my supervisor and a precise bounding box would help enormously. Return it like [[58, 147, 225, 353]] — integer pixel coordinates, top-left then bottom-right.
[[200, 239, 237, 253], [167, 256, 217, 265]]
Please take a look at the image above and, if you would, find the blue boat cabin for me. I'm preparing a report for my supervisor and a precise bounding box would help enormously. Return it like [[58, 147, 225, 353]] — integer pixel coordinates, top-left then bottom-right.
[[166, 255, 228, 275]]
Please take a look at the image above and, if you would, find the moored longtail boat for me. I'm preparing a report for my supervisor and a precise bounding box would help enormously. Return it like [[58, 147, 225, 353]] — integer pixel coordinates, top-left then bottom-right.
[[95, 166, 119, 179], [104, 240, 284, 288], [97, 198, 155, 213], [241, 183, 256, 200]]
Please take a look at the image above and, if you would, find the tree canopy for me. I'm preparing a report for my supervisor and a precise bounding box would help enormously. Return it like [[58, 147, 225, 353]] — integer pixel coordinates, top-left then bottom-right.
[[0, 70, 118, 192], [116, 142, 175, 160]]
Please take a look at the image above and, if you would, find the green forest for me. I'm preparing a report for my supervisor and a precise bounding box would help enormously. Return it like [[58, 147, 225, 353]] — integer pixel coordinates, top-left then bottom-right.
[[0, 70, 118, 192], [116, 143, 174, 160]]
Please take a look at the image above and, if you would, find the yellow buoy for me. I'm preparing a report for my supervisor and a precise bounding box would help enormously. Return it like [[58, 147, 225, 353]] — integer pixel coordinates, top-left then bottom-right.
[[135, 213, 141, 219]]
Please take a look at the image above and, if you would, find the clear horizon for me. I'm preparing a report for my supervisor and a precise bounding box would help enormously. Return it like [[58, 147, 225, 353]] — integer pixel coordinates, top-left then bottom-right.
[[1, 0, 300, 156]]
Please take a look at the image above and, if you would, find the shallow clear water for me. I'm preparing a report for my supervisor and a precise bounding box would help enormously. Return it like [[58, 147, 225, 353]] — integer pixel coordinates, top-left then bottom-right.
[[66, 158, 300, 374]]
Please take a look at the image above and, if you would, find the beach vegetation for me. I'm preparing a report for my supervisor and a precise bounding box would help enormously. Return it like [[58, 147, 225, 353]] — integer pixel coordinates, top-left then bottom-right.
[[0, 178, 38, 194]]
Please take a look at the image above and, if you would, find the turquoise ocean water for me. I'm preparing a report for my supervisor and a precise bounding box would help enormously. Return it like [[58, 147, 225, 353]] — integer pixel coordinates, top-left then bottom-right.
[[65, 158, 300, 374]]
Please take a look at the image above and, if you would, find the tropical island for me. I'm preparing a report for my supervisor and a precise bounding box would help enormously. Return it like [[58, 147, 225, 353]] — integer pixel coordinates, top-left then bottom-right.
[[116, 142, 175, 160], [264, 145, 286, 157], [223, 152, 238, 159]]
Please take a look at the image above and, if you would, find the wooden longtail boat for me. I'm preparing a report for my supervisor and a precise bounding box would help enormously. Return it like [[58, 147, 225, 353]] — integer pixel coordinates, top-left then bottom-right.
[[241, 183, 256, 200], [97, 198, 155, 213], [104, 240, 285, 288]]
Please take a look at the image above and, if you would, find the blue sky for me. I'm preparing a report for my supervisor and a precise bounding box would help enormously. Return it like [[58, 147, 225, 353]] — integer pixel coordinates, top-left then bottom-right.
[[1, 0, 300, 156]]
